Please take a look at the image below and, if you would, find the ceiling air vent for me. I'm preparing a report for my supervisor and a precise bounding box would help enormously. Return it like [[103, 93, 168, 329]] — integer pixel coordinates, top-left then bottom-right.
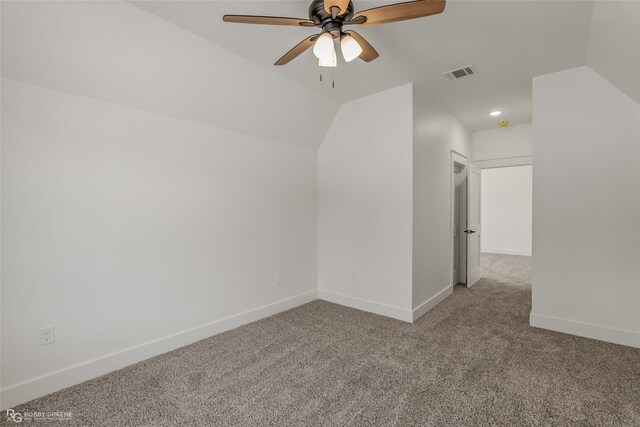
[[442, 65, 477, 80]]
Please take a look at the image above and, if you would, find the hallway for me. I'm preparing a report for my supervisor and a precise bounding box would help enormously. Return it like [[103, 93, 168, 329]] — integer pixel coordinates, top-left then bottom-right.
[[480, 252, 532, 287]]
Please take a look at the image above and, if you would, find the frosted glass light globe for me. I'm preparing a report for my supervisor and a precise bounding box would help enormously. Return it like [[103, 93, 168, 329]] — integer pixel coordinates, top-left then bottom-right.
[[340, 35, 362, 62], [313, 33, 335, 60], [319, 48, 337, 67]]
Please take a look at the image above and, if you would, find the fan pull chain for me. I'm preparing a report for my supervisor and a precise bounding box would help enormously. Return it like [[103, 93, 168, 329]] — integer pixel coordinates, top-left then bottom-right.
[[318, 69, 336, 88]]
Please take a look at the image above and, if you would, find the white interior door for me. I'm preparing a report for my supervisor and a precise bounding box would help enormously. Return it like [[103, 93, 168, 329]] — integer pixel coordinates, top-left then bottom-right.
[[458, 169, 467, 283], [466, 166, 482, 287]]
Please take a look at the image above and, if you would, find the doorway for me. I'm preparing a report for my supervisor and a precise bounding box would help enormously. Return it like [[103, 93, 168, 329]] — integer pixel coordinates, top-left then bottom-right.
[[450, 157, 533, 289], [480, 165, 533, 286], [480, 165, 532, 257], [450, 152, 482, 288], [452, 161, 467, 285]]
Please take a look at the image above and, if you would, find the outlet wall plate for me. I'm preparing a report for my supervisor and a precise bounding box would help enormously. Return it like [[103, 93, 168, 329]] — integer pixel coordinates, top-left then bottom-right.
[[40, 326, 55, 346]]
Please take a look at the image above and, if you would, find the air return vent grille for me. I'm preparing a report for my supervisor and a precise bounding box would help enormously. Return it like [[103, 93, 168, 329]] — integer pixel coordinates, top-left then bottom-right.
[[442, 65, 477, 80]]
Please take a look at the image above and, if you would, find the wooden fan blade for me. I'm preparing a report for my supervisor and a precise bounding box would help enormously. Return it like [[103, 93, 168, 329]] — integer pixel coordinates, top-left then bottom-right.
[[324, 0, 350, 15], [344, 30, 379, 62], [223, 15, 315, 27], [352, 0, 445, 26], [275, 35, 320, 66]]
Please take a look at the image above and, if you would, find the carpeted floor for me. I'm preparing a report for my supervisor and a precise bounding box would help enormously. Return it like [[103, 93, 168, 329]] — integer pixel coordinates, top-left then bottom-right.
[[6, 254, 640, 426]]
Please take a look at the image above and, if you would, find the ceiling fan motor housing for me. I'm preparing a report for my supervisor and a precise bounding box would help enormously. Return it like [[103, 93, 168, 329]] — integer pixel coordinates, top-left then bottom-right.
[[309, 0, 355, 37]]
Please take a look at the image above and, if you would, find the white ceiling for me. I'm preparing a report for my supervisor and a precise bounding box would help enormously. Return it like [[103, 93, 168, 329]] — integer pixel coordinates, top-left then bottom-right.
[[586, 1, 640, 105], [1, 1, 339, 149], [131, 0, 594, 131]]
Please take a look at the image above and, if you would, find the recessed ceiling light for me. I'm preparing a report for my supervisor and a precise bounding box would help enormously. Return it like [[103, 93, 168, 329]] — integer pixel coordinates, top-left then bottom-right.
[[489, 110, 502, 116]]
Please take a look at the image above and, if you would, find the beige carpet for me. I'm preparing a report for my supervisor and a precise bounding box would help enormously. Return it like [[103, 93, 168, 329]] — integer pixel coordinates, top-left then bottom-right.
[[5, 254, 640, 426]]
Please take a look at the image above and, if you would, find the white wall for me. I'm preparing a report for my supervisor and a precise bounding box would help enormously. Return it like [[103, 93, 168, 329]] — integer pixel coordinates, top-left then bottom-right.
[[586, 1, 640, 105], [318, 84, 414, 321], [0, 0, 338, 408], [413, 86, 472, 317], [481, 166, 532, 256], [472, 123, 532, 169], [318, 83, 472, 322], [1, 79, 320, 408], [531, 66, 640, 348]]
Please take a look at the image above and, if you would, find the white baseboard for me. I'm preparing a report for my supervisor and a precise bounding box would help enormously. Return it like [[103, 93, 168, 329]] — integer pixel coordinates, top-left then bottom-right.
[[0, 290, 318, 410], [317, 290, 413, 323], [530, 312, 640, 349], [412, 286, 453, 322], [482, 248, 532, 256], [2, 287, 458, 409]]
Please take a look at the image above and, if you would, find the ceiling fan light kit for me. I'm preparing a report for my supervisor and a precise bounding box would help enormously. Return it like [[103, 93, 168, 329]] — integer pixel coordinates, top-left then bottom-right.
[[340, 34, 363, 62], [318, 48, 338, 67], [223, 0, 446, 67], [313, 32, 335, 60]]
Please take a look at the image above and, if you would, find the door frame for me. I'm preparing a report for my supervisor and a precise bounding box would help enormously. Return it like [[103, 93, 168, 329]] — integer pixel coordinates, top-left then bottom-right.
[[450, 150, 469, 286]]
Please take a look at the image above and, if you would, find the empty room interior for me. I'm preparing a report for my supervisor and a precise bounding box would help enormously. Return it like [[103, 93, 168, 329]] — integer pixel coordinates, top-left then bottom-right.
[[1, 0, 639, 425]]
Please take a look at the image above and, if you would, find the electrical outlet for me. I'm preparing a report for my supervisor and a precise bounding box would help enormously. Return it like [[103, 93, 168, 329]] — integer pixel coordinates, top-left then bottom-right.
[[274, 274, 281, 287], [40, 326, 55, 346]]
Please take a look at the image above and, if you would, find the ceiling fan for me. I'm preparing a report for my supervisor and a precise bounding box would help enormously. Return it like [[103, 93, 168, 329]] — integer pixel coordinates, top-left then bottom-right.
[[223, 0, 446, 67]]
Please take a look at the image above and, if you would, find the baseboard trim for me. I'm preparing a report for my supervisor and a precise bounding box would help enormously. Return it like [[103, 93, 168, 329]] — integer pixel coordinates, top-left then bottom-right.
[[412, 286, 453, 322], [530, 312, 640, 349], [0, 290, 318, 410], [482, 248, 532, 256], [317, 290, 413, 323]]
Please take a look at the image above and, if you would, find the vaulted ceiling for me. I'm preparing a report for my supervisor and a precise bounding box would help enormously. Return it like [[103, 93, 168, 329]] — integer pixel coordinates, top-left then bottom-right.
[[131, 0, 595, 131], [1, 1, 340, 149]]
